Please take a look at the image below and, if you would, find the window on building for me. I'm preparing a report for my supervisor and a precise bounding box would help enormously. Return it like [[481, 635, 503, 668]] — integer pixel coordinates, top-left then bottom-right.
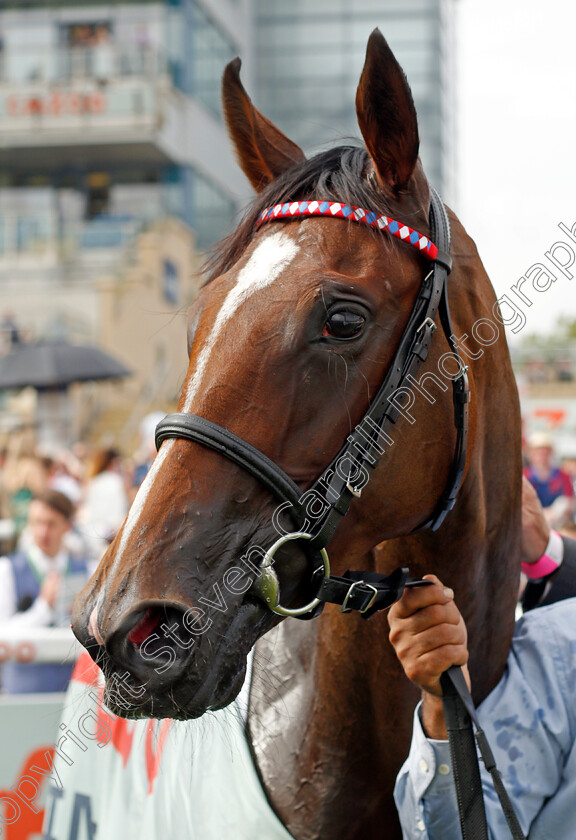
[[163, 259, 179, 304], [58, 21, 114, 80], [85, 173, 110, 219], [189, 2, 237, 116], [190, 169, 237, 250]]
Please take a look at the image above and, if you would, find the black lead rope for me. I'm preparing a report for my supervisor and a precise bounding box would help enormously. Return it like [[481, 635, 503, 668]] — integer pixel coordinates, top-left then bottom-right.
[[441, 666, 527, 840], [441, 668, 489, 840]]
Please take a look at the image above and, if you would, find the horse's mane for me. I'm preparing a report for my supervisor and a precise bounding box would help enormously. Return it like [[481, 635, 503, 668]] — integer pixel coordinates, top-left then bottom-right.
[[204, 145, 393, 284]]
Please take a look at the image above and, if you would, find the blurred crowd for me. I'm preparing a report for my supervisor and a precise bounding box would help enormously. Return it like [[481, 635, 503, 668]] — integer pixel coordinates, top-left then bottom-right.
[[523, 431, 576, 537], [0, 437, 144, 563], [0, 412, 163, 693]]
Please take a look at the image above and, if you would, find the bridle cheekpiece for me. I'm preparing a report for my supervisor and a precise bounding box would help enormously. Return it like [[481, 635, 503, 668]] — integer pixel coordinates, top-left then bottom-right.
[[156, 188, 470, 619]]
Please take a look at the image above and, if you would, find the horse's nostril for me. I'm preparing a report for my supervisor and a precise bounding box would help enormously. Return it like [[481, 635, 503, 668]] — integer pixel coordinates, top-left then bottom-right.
[[128, 604, 193, 665], [106, 603, 193, 688], [127, 606, 164, 647]]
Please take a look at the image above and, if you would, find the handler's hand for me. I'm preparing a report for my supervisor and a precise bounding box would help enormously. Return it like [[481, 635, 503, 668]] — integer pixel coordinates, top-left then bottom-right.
[[387, 574, 469, 697], [40, 571, 61, 609]]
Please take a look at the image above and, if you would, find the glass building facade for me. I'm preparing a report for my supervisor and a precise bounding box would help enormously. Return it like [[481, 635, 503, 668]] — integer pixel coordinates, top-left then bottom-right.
[[0, 0, 244, 260], [188, 1, 237, 115], [0, 0, 456, 264], [255, 0, 457, 203]]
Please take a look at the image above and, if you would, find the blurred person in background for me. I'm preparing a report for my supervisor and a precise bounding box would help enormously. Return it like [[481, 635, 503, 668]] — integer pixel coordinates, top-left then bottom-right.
[[3, 444, 49, 541], [0, 448, 14, 555], [0, 308, 21, 350], [130, 411, 164, 500], [42, 446, 95, 560], [45, 448, 83, 507], [92, 23, 113, 81], [0, 489, 89, 693], [524, 432, 575, 529], [0, 447, 11, 520], [77, 447, 129, 567], [560, 455, 576, 495]]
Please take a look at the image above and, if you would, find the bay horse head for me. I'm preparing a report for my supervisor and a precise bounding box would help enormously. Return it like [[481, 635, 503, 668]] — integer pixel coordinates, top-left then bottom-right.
[[72, 30, 521, 731]]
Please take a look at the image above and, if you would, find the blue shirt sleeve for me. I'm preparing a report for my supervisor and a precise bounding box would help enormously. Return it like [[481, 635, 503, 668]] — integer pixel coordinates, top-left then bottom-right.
[[393, 599, 576, 840]]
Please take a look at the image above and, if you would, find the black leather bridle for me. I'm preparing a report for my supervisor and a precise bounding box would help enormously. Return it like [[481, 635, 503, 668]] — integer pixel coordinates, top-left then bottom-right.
[[155, 187, 470, 619]]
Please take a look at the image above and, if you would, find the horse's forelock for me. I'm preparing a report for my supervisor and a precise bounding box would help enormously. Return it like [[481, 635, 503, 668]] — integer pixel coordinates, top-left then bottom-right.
[[203, 145, 394, 285]]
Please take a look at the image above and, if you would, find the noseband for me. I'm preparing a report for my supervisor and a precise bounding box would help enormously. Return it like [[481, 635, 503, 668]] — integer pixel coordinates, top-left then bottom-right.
[[155, 187, 470, 618]]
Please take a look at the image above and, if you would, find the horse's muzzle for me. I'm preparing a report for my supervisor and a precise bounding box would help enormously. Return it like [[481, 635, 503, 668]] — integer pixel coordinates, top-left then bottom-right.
[[74, 591, 274, 719]]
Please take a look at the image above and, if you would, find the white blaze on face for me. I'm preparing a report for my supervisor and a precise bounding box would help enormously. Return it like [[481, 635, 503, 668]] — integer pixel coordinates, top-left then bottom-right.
[[113, 437, 175, 563], [183, 230, 300, 411], [112, 230, 299, 565]]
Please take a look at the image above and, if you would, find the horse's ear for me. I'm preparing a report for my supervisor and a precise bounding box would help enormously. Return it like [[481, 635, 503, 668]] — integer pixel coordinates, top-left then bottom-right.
[[222, 58, 306, 192], [356, 29, 419, 195]]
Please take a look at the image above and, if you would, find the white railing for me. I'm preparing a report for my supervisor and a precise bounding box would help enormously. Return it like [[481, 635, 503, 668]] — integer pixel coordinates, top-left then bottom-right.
[[0, 212, 55, 257], [0, 213, 148, 259], [0, 627, 82, 665], [0, 44, 166, 86], [0, 44, 171, 135]]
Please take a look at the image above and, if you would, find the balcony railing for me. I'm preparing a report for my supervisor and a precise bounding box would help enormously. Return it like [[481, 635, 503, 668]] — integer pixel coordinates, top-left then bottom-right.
[[0, 43, 166, 86], [0, 213, 55, 257], [77, 215, 143, 250], [0, 44, 170, 133], [0, 212, 148, 267]]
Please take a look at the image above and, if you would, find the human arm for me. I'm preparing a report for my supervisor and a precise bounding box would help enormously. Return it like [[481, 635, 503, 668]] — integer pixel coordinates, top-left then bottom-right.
[[521, 475, 576, 610], [521, 474, 550, 565], [389, 579, 576, 839], [0, 558, 57, 629]]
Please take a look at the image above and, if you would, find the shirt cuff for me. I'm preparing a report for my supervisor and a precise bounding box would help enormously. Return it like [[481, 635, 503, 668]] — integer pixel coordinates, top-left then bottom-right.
[[415, 703, 454, 794], [522, 529, 564, 579], [398, 702, 454, 799], [394, 702, 460, 839]]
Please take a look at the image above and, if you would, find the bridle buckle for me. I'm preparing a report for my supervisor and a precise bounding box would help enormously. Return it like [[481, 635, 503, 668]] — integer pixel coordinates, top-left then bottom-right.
[[452, 362, 469, 382], [346, 480, 362, 499], [340, 580, 378, 614], [417, 316, 437, 334]]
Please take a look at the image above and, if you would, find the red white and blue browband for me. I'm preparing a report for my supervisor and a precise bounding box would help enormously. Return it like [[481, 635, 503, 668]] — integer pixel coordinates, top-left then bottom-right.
[[256, 200, 438, 261]]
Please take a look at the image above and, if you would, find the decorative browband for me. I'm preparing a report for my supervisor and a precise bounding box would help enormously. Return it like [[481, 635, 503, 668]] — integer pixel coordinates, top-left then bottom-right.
[[256, 200, 438, 261]]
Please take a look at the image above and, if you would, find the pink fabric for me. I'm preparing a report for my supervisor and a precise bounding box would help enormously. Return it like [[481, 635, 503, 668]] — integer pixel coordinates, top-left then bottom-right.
[[522, 553, 559, 579], [522, 529, 563, 579]]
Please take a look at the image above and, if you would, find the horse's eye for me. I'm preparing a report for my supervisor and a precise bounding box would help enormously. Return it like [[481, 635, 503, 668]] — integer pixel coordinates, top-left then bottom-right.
[[322, 310, 366, 340]]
